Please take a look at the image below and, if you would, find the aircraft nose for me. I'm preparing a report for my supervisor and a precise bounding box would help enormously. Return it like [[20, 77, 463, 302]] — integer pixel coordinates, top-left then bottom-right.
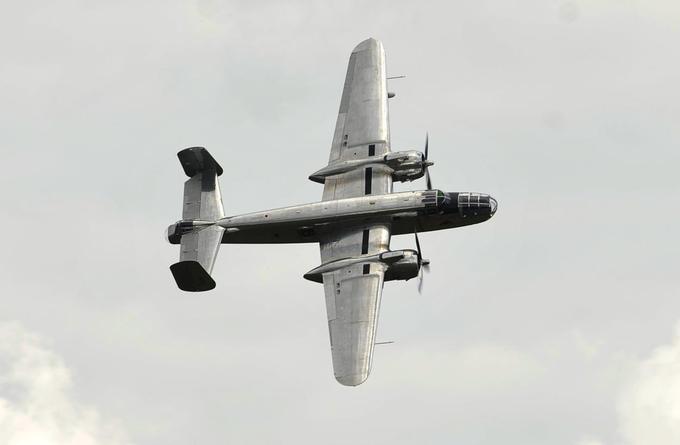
[[489, 197, 498, 216]]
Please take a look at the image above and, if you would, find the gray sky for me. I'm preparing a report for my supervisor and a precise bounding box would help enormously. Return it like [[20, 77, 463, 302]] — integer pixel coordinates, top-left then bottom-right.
[[1, 1, 679, 444]]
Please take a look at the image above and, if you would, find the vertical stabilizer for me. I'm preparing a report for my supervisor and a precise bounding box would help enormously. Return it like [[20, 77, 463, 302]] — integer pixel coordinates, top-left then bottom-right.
[[178, 147, 225, 221]]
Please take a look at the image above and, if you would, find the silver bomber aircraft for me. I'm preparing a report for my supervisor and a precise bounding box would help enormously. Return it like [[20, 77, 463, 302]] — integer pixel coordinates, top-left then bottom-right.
[[166, 38, 497, 386]]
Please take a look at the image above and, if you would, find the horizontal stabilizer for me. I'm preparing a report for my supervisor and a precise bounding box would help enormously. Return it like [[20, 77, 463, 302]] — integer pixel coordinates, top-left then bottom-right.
[[172, 225, 224, 291], [170, 261, 216, 292], [169, 147, 227, 292]]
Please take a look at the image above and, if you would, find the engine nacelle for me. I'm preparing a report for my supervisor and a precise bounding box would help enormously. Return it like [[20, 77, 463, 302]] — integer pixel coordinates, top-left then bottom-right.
[[392, 167, 424, 182], [384, 150, 430, 182], [308, 150, 432, 184], [384, 250, 421, 282], [304, 249, 422, 283]]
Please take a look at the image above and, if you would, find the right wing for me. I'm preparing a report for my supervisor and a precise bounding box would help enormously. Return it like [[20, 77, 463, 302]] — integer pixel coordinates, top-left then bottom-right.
[[322, 38, 392, 201], [320, 224, 390, 386]]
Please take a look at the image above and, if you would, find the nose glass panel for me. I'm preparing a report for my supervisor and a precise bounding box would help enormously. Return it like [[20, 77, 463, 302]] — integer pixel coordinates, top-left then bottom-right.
[[458, 192, 491, 207], [489, 197, 498, 215], [457, 192, 497, 216]]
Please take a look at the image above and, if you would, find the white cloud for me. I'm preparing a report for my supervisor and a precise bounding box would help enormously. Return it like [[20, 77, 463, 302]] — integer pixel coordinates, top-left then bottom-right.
[[574, 322, 680, 445], [618, 323, 680, 445], [377, 341, 544, 394], [0, 322, 130, 445]]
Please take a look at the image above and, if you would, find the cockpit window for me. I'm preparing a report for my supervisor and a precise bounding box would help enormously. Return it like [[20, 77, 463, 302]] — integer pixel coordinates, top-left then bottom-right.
[[436, 190, 445, 207], [459, 192, 491, 207]]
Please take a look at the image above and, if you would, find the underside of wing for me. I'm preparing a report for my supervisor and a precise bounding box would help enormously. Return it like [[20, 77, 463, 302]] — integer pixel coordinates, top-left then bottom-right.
[[319, 224, 390, 386], [322, 38, 392, 201], [315, 39, 395, 386], [322, 263, 386, 386]]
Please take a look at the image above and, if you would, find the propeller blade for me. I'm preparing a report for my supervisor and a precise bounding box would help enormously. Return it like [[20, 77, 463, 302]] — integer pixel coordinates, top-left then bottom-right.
[[421, 133, 434, 190], [419, 259, 431, 294], [424, 133, 429, 160], [423, 134, 432, 189], [414, 229, 430, 294], [414, 230, 422, 263]]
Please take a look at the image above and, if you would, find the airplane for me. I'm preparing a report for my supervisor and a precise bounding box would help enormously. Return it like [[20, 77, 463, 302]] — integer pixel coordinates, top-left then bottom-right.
[[166, 38, 497, 386]]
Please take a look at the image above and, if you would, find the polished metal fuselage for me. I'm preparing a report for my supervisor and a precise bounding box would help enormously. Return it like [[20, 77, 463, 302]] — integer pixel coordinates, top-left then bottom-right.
[[215, 190, 490, 244]]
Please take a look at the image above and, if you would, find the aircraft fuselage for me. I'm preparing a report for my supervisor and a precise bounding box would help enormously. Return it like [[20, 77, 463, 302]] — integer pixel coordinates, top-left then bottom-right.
[[213, 189, 497, 244]]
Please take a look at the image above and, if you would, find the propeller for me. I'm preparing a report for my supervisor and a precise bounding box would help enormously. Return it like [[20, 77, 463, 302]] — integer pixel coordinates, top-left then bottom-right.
[[414, 230, 431, 294], [422, 133, 434, 190]]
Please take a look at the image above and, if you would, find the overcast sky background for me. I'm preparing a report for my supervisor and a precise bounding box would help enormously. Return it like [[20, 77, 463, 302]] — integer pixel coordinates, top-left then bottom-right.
[[1, 1, 679, 444]]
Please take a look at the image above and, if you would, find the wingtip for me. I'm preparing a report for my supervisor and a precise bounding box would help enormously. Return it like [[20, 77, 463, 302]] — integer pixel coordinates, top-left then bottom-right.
[[352, 37, 382, 53], [335, 372, 370, 387]]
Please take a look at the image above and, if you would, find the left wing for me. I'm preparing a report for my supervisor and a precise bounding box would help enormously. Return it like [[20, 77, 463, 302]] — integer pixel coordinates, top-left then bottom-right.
[[322, 38, 392, 201], [320, 224, 390, 386]]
